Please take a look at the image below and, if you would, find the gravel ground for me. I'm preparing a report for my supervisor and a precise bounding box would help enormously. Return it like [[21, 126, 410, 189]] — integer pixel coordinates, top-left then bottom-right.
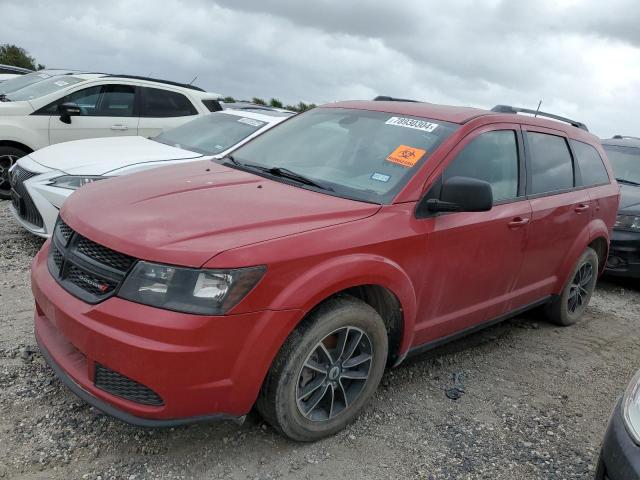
[[1, 199, 639, 480]]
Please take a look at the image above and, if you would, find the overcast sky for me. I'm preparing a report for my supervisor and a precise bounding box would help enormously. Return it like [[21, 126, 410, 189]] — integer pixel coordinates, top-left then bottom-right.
[[3, 0, 640, 137]]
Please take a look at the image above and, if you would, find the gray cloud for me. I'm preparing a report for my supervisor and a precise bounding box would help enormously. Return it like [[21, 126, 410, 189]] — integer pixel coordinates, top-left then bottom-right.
[[2, 0, 640, 136]]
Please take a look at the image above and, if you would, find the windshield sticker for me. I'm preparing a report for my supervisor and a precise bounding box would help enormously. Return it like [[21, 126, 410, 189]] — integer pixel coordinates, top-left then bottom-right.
[[237, 117, 266, 128], [54, 80, 69, 87], [385, 116, 439, 133], [370, 172, 391, 183], [38, 73, 50, 79], [386, 145, 426, 168]]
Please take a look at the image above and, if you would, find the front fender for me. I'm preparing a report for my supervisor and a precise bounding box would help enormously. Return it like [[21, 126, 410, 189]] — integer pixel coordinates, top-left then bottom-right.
[[267, 254, 418, 356]]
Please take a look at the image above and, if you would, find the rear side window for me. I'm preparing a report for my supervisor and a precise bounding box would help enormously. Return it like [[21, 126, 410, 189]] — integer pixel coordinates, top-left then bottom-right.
[[570, 140, 610, 186], [140, 87, 197, 117], [444, 130, 519, 202], [527, 132, 574, 194]]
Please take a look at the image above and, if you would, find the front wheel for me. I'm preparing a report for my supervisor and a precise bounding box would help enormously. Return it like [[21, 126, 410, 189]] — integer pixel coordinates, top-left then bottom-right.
[[0, 147, 28, 200], [545, 247, 599, 326], [257, 296, 388, 441]]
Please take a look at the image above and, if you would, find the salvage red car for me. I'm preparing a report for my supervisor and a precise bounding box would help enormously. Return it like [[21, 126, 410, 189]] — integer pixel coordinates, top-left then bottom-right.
[[31, 99, 619, 441]]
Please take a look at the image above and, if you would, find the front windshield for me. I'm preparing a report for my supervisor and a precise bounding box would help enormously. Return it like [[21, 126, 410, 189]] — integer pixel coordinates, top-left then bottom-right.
[[152, 112, 269, 155], [603, 145, 640, 184], [5, 75, 84, 101], [0, 71, 56, 95], [227, 107, 458, 203]]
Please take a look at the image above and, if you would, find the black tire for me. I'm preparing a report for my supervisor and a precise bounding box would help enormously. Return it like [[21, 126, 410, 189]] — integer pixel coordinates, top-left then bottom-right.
[[545, 247, 598, 326], [0, 146, 28, 200], [257, 296, 388, 441]]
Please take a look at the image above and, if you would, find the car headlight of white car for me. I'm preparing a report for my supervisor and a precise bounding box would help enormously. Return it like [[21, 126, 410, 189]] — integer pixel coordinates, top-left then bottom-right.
[[623, 369, 640, 444], [48, 175, 107, 190]]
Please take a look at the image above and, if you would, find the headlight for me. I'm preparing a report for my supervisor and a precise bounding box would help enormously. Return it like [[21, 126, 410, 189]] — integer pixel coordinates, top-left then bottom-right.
[[614, 214, 640, 231], [118, 261, 266, 315], [623, 369, 640, 445], [48, 175, 107, 190]]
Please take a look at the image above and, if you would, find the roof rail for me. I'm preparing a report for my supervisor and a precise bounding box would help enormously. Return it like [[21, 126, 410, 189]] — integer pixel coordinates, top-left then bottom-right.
[[373, 95, 421, 103], [102, 74, 206, 92], [612, 135, 640, 140], [491, 105, 588, 131]]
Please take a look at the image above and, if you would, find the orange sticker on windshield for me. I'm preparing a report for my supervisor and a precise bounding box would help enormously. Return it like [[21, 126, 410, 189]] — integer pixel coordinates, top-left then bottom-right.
[[386, 145, 426, 168]]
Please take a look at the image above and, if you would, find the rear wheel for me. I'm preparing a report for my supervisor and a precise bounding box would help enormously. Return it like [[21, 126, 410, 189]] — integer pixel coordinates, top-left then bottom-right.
[[0, 146, 28, 200], [257, 296, 388, 441], [545, 247, 598, 326]]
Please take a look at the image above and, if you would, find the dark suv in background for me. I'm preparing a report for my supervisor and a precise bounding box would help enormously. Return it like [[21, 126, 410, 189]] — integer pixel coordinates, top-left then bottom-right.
[[601, 136, 640, 277]]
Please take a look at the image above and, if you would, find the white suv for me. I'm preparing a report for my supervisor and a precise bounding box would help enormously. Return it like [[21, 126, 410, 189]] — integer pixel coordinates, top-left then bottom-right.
[[9, 106, 293, 237], [0, 73, 221, 198]]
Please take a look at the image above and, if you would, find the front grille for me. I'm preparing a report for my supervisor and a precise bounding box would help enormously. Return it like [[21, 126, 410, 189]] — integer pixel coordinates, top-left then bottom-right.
[[48, 218, 138, 303], [76, 236, 135, 272], [94, 363, 164, 406], [10, 166, 44, 228]]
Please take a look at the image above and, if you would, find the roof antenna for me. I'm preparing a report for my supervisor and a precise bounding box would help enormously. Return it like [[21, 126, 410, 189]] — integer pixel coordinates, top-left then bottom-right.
[[534, 100, 542, 117], [189, 75, 198, 85]]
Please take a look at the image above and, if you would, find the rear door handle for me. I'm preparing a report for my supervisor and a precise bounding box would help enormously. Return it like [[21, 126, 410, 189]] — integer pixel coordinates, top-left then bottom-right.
[[508, 217, 530, 228], [575, 203, 590, 213], [111, 124, 128, 131]]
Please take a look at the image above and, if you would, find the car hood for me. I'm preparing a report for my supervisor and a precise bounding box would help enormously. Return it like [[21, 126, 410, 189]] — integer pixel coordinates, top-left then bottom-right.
[[0, 101, 34, 115], [30, 136, 203, 175], [619, 183, 640, 213], [62, 160, 381, 267]]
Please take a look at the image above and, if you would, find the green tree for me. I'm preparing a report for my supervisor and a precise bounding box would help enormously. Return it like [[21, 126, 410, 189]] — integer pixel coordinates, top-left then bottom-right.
[[251, 97, 267, 106], [222, 96, 236, 103], [269, 98, 283, 108], [0, 44, 43, 70]]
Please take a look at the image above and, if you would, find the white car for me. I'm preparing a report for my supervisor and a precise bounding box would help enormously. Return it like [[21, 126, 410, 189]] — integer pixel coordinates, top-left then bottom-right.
[[0, 64, 32, 82], [0, 73, 221, 199], [9, 106, 293, 237]]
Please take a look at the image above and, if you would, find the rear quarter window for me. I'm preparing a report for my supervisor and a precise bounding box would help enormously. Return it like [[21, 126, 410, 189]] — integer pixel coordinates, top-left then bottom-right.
[[570, 140, 610, 186]]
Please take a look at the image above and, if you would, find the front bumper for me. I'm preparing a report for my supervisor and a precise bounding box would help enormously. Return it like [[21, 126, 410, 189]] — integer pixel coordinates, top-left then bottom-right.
[[596, 399, 640, 480], [32, 243, 303, 424], [9, 156, 66, 237], [605, 229, 640, 278]]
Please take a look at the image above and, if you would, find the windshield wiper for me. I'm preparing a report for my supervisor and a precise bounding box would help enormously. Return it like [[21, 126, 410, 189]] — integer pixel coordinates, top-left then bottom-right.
[[222, 156, 333, 191], [616, 177, 640, 186], [264, 167, 334, 191]]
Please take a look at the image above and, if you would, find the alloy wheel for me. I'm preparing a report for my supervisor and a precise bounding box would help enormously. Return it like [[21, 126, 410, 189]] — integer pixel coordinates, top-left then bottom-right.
[[0, 154, 19, 194], [296, 327, 373, 421], [567, 262, 593, 314]]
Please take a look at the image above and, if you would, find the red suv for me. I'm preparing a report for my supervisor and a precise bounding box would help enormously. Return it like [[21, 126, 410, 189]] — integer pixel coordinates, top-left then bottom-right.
[[31, 100, 619, 441]]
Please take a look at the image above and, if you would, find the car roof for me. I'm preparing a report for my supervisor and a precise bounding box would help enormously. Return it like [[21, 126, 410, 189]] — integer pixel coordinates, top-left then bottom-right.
[[0, 64, 33, 74], [220, 108, 293, 123], [601, 136, 640, 149], [324, 100, 597, 141]]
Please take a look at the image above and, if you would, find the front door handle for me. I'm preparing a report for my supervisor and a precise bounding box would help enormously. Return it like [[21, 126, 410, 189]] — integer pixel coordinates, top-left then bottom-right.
[[508, 217, 530, 228], [111, 124, 128, 131], [575, 203, 590, 213]]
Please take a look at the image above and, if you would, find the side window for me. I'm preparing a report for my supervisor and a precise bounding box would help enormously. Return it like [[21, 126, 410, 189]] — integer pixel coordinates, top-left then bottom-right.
[[140, 87, 198, 117], [95, 84, 136, 117], [528, 132, 574, 194], [570, 140, 610, 186], [37, 86, 102, 115], [443, 130, 519, 203]]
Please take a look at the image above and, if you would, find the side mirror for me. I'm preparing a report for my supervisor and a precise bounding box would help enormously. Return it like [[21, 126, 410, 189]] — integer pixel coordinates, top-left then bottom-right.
[[426, 176, 493, 213], [58, 102, 81, 124]]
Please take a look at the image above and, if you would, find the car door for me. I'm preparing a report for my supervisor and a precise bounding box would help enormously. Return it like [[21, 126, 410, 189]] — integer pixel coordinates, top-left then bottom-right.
[[512, 127, 591, 305], [413, 125, 532, 345], [48, 84, 139, 144], [136, 86, 199, 138]]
